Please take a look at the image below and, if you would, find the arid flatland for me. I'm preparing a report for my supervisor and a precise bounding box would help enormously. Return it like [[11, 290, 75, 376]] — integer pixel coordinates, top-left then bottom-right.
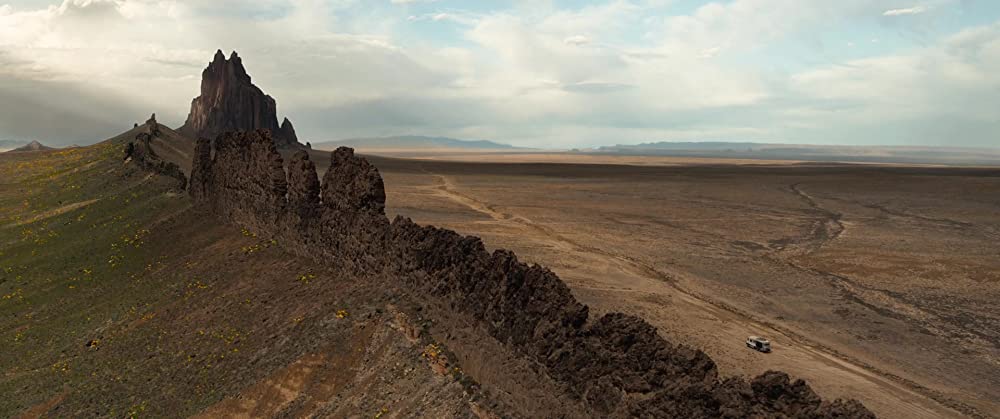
[[362, 154, 1000, 418]]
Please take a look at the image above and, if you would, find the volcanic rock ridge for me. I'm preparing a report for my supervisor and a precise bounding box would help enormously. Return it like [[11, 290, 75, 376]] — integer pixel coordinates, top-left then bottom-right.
[[188, 129, 876, 418], [123, 114, 187, 190], [179, 50, 299, 148]]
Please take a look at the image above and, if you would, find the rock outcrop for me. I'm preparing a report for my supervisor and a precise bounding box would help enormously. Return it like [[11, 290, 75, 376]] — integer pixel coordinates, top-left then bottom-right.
[[145, 113, 162, 137], [279, 117, 297, 146], [189, 129, 875, 418], [179, 50, 299, 148], [124, 117, 186, 190]]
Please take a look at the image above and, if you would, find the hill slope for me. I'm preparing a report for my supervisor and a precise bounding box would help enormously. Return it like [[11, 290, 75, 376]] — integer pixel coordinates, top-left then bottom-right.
[[0, 127, 873, 417], [0, 131, 477, 417]]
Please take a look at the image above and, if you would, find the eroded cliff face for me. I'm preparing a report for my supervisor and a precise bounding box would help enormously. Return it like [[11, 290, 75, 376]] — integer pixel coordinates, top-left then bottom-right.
[[179, 51, 299, 148], [189, 129, 875, 418]]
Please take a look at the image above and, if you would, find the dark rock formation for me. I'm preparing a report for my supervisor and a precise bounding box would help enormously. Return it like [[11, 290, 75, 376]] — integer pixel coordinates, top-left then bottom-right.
[[145, 113, 162, 137], [179, 50, 299, 148], [124, 120, 186, 190], [279, 117, 297, 146], [322, 147, 386, 214], [191, 130, 285, 232], [287, 150, 320, 220], [188, 137, 213, 201], [189, 129, 876, 418]]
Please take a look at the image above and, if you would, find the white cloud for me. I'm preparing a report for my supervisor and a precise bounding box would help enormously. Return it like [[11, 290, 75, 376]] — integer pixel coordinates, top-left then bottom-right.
[[564, 35, 590, 46], [0, 0, 996, 148], [789, 21, 1000, 143], [699, 46, 721, 58], [407, 11, 479, 25], [657, 0, 886, 56], [883, 6, 928, 16]]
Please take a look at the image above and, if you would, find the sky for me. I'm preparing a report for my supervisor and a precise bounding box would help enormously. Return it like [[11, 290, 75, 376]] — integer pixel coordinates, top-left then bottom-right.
[[0, 0, 998, 148]]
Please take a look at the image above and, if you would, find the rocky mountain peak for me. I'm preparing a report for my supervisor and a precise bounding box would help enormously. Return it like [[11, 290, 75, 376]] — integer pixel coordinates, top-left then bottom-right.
[[9, 140, 54, 152], [280, 117, 297, 144], [179, 50, 299, 148]]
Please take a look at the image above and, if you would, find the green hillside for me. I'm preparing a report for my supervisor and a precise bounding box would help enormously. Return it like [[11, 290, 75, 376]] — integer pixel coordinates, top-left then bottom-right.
[[0, 135, 466, 417], [0, 139, 198, 415]]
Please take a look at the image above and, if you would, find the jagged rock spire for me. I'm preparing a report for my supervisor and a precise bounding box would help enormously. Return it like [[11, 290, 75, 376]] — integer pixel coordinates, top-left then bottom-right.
[[280, 117, 298, 146], [179, 50, 299, 148]]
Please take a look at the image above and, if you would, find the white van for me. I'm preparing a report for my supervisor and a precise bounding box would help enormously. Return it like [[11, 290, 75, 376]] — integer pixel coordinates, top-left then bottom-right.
[[746, 336, 771, 353]]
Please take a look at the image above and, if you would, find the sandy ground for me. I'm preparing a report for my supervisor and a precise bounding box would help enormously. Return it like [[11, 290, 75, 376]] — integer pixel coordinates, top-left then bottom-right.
[[359, 155, 1000, 419]]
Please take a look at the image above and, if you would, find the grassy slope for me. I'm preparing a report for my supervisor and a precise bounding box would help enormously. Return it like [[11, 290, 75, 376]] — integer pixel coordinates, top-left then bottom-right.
[[0, 135, 475, 418], [0, 136, 727, 418], [0, 139, 193, 415]]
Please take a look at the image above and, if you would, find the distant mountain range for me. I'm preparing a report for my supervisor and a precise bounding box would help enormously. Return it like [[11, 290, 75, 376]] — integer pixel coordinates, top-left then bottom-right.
[[313, 135, 521, 150], [590, 141, 1000, 166], [5, 140, 53, 152]]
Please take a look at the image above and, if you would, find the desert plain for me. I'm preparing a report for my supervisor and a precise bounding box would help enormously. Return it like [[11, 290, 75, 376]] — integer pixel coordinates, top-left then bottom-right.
[[324, 150, 1000, 418]]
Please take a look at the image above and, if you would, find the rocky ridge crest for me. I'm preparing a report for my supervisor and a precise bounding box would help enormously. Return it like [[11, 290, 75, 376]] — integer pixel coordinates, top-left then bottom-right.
[[188, 129, 875, 418], [124, 114, 187, 189]]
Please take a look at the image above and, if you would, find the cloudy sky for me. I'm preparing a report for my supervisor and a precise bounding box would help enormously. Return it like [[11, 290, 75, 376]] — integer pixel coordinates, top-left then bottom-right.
[[0, 0, 998, 148]]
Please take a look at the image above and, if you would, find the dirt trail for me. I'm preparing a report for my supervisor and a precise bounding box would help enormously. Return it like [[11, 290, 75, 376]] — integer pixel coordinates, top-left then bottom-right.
[[779, 183, 846, 256], [16, 392, 67, 419], [4, 199, 98, 228], [423, 173, 969, 419]]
